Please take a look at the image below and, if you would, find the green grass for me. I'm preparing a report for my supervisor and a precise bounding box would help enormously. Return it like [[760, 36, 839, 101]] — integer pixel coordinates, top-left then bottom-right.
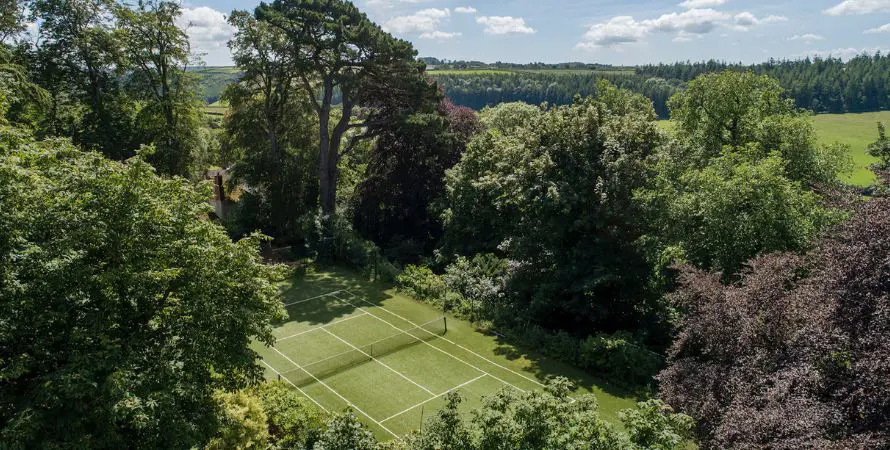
[[658, 111, 890, 186], [255, 267, 639, 440], [812, 111, 889, 186]]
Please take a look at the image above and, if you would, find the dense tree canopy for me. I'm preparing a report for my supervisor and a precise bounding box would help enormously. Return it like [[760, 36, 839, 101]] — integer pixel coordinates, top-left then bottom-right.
[[254, 0, 436, 216], [28, 0, 136, 157], [224, 9, 320, 244], [443, 83, 666, 334], [639, 71, 848, 275], [660, 191, 890, 448], [406, 378, 693, 450], [353, 99, 477, 261], [0, 126, 283, 447], [117, 0, 203, 177], [4, 0, 889, 446], [431, 53, 890, 119], [637, 54, 890, 114]]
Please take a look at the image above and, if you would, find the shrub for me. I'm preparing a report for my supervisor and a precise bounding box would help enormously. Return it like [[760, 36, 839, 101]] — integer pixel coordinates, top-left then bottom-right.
[[443, 254, 507, 318], [580, 332, 664, 388], [250, 382, 328, 449], [207, 390, 270, 450], [619, 399, 695, 450], [396, 265, 447, 304], [309, 213, 398, 282]]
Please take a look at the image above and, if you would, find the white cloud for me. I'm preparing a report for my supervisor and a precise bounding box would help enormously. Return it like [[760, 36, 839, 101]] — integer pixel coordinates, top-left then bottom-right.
[[673, 31, 701, 42], [678, 0, 727, 9], [731, 12, 787, 31], [420, 30, 462, 39], [824, 0, 890, 15], [454, 6, 477, 14], [176, 7, 235, 50], [475, 16, 536, 35], [366, 0, 437, 7], [383, 8, 450, 34], [789, 33, 825, 43], [576, 16, 649, 49], [577, 8, 730, 49], [866, 23, 890, 33], [648, 8, 729, 34]]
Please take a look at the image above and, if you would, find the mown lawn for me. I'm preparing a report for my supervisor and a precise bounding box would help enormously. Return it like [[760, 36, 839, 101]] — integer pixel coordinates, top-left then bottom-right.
[[812, 111, 890, 186], [259, 266, 640, 438]]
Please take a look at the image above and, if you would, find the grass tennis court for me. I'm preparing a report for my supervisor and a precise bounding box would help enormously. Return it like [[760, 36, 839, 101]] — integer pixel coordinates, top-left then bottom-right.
[[254, 268, 638, 440]]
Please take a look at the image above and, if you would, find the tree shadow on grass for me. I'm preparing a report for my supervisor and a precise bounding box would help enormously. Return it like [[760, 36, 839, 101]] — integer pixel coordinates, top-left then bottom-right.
[[489, 334, 648, 403], [273, 265, 394, 327], [275, 264, 646, 407]]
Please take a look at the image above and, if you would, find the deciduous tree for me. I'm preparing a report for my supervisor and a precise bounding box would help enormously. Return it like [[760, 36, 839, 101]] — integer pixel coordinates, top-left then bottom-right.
[[254, 0, 436, 216], [353, 99, 477, 261], [660, 192, 890, 447], [117, 0, 203, 177], [443, 84, 665, 334], [30, 0, 136, 158], [0, 125, 284, 447]]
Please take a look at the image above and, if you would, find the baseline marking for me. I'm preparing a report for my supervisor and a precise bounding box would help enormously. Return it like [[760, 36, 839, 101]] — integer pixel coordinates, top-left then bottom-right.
[[381, 373, 488, 423], [276, 312, 369, 342], [331, 293, 526, 395], [271, 347, 400, 439], [341, 290, 547, 389], [260, 360, 329, 413], [283, 290, 344, 307], [320, 328, 437, 396]]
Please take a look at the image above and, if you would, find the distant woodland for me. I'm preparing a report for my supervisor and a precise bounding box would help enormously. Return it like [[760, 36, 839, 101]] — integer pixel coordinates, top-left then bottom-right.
[[199, 54, 890, 118]]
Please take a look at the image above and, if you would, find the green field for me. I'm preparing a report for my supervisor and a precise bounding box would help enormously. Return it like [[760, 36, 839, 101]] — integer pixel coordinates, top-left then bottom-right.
[[659, 111, 890, 186], [812, 111, 889, 186], [255, 268, 638, 440]]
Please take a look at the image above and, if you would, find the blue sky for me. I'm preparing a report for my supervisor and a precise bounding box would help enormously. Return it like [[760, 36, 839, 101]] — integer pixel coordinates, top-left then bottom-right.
[[181, 0, 890, 66]]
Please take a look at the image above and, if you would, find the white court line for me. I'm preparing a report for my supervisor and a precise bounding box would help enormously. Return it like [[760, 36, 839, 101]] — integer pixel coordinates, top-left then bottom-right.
[[276, 312, 370, 342], [320, 328, 437, 396], [331, 293, 527, 395], [271, 347, 400, 439], [341, 290, 547, 389], [260, 360, 329, 413], [282, 290, 344, 307], [381, 373, 488, 423]]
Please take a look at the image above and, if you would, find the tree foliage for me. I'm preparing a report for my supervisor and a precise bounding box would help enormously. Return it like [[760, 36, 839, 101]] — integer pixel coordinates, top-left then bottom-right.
[[443, 83, 665, 334], [117, 0, 204, 177], [637, 54, 890, 114], [254, 0, 436, 215], [639, 71, 848, 276], [353, 99, 477, 261], [29, 0, 137, 158], [223, 11, 320, 244], [432, 53, 890, 119], [659, 193, 890, 448], [867, 122, 890, 170], [405, 378, 693, 450], [0, 126, 284, 447]]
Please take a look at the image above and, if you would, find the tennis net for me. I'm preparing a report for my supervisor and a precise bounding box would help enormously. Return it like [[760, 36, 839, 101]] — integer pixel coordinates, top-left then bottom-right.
[[281, 317, 446, 387]]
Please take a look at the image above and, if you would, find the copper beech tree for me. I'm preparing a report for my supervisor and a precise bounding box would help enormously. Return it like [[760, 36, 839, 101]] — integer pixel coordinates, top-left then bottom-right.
[[660, 192, 890, 448]]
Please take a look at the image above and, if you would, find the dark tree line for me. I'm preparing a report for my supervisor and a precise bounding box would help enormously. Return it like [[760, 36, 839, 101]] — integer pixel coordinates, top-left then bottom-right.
[[434, 72, 678, 118], [432, 52, 890, 118], [638, 53, 890, 114]]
